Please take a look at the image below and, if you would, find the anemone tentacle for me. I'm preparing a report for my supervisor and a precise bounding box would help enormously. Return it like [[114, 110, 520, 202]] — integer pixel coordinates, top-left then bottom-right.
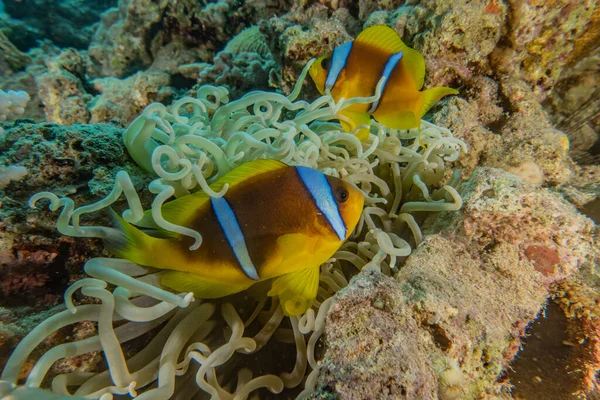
[[1, 59, 466, 399]]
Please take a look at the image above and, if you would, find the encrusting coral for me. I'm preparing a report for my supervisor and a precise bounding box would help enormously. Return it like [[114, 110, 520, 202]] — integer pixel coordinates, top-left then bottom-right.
[[0, 89, 30, 188], [0, 0, 118, 51], [0, 61, 466, 399], [0, 165, 27, 189], [317, 167, 596, 399], [0, 89, 29, 124], [194, 26, 279, 100]]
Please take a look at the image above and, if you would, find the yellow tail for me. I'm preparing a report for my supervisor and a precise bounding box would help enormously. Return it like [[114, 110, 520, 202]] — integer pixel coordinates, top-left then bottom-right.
[[105, 209, 163, 266], [418, 86, 458, 119]]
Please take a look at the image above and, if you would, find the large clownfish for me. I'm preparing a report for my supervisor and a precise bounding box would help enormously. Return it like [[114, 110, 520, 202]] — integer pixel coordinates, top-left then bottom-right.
[[107, 159, 364, 316], [309, 25, 458, 141]]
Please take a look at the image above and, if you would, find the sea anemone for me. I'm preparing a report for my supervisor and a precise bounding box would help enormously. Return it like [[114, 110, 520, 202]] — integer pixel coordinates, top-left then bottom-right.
[[0, 60, 466, 399]]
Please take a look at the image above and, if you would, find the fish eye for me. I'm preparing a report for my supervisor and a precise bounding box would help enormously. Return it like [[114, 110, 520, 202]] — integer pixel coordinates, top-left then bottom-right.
[[321, 57, 331, 71], [335, 187, 349, 203]]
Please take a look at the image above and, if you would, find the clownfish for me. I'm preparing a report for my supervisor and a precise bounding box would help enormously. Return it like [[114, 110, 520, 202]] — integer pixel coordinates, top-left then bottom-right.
[[107, 159, 364, 316], [309, 25, 458, 141]]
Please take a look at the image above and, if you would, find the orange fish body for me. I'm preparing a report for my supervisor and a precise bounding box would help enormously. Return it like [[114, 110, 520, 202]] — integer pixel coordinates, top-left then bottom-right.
[[309, 25, 458, 140], [107, 159, 364, 315]]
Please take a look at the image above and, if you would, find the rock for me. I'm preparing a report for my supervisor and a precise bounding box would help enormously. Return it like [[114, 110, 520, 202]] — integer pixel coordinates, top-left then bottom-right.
[[261, 5, 357, 94], [317, 167, 596, 399], [193, 51, 278, 100], [35, 50, 91, 125], [318, 268, 438, 399], [0, 31, 31, 73], [87, 0, 293, 79], [1, 0, 117, 50], [89, 71, 173, 126]]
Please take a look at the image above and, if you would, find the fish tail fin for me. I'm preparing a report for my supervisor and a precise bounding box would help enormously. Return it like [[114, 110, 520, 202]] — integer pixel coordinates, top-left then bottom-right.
[[338, 109, 371, 141], [418, 86, 458, 119], [373, 86, 458, 130], [105, 208, 157, 266]]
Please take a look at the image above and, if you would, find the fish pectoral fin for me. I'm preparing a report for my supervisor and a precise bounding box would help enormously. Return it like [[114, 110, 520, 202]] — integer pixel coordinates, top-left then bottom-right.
[[338, 109, 371, 141], [419, 86, 459, 118], [267, 267, 320, 316], [161, 271, 251, 299]]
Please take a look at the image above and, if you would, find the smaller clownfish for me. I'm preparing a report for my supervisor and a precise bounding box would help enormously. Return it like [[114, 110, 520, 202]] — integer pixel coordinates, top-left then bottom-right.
[[309, 25, 458, 141], [106, 159, 364, 316]]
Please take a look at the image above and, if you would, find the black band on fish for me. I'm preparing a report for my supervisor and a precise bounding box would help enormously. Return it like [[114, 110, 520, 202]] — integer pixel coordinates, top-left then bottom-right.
[[325, 41, 353, 92], [211, 197, 260, 281], [296, 166, 347, 241], [368, 51, 403, 114]]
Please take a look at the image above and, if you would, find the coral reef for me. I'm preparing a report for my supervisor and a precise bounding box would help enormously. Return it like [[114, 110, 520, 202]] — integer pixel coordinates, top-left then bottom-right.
[[0, 31, 30, 73], [194, 51, 277, 100], [317, 167, 596, 399], [0, 121, 151, 290], [261, 5, 357, 94], [555, 255, 600, 396], [0, 0, 296, 128], [0, 89, 29, 123], [0, 165, 27, 189], [0, 0, 118, 50], [543, 45, 600, 165], [497, 0, 597, 95], [0, 89, 30, 187], [34, 50, 91, 126], [318, 268, 439, 399], [89, 72, 173, 125], [87, 0, 293, 79], [0, 120, 153, 377], [430, 91, 573, 187], [0, 0, 598, 398], [259, 0, 598, 188], [0, 121, 150, 197], [192, 26, 278, 99]]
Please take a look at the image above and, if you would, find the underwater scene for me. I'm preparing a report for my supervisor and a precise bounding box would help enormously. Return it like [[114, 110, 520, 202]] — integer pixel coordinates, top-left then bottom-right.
[[0, 0, 599, 399]]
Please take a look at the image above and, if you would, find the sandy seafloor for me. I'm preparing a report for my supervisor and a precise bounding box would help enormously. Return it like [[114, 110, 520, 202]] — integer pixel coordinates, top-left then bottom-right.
[[0, 0, 599, 399]]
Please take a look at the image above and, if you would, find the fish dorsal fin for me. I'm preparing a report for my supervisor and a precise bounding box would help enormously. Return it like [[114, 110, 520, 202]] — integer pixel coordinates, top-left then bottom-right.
[[153, 159, 288, 227], [356, 25, 426, 89], [210, 158, 287, 193], [398, 42, 426, 89], [355, 25, 404, 54]]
